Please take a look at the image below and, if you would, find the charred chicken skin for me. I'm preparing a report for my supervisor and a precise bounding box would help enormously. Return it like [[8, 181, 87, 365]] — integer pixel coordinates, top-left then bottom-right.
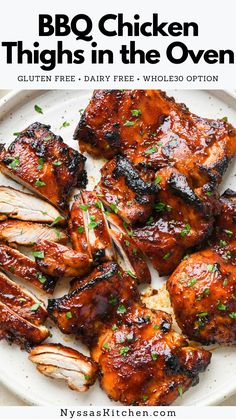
[[167, 190, 236, 345], [91, 304, 211, 406], [48, 262, 139, 345], [0, 122, 86, 213], [95, 155, 157, 225]]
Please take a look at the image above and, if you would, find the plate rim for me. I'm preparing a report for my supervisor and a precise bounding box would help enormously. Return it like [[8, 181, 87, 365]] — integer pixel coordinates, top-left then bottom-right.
[[0, 88, 236, 407]]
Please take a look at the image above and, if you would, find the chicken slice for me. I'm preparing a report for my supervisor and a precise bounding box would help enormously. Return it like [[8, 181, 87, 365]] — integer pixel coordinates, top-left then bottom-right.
[[167, 190, 236, 345], [95, 155, 157, 225], [33, 240, 92, 278], [29, 343, 97, 391], [0, 220, 67, 246], [48, 262, 139, 345], [0, 244, 57, 294], [82, 191, 114, 263], [68, 193, 92, 258], [0, 122, 86, 213], [0, 271, 48, 325], [107, 212, 151, 284], [91, 304, 211, 406], [0, 186, 64, 223], [0, 301, 49, 349]]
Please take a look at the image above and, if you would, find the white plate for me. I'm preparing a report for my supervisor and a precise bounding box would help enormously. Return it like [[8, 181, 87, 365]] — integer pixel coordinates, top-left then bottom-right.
[[0, 89, 235, 406]]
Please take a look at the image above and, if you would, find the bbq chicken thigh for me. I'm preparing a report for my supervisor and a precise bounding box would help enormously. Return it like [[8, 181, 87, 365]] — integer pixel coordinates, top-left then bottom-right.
[[91, 304, 211, 406], [167, 190, 236, 345], [0, 122, 86, 213]]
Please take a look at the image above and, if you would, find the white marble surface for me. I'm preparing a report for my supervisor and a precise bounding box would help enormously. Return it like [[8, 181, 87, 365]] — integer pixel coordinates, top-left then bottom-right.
[[0, 89, 235, 406]]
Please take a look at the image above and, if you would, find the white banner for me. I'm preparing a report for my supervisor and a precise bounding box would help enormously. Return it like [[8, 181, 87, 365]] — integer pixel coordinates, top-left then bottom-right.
[[0, 0, 235, 89]]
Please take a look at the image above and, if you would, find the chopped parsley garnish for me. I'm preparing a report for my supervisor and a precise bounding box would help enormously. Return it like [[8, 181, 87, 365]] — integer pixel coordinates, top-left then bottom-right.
[[53, 161, 62, 166], [144, 146, 157, 155], [112, 324, 118, 331], [108, 295, 118, 305], [224, 229, 233, 237], [49, 216, 64, 227], [124, 240, 130, 247], [131, 109, 141, 117], [117, 304, 126, 314], [35, 179, 46, 187], [88, 217, 100, 229], [205, 191, 213, 197], [146, 216, 154, 225], [43, 136, 51, 142], [223, 279, 228, 286], [217, 301, 227, 311], [37, 157, 44, 171], [163, 252, 171, 260], [151, 352, 158, 361], [34, 104, 43, 114], [204, 288, 210, 295], [32, 251, 44, 259], [66, 311, 73, 319], [60, 121, 70, 129], [8, 156, 20, 169], [79, 204, 89, 211], [154, 175, 161, 185], [84, 375, 91, 381], [120, 346, 130, 356], [133, 248, 138, 255], [94, 200, 102, 209], [207, 264, 217, 272], [229, 312, 236, 319], [219, 240, 227, 247], [30, 303, 42, 311], [78, 226, 84, 233], [37, 272, 47, 284], [197, 312, 208, 318], [180, 224, 191, 237], [153, 324, 160, 330], [124, 120, 135, 127], [18, 298, 27, 302], [103, 343, 110, 350], [188, 277, 197, 287], [222, 116, 228, 122], [13, 132, 21, 136], [154, 202, 167, 212], [110, 203, 119, 214], [178, 386, 183, 397], [142, 395, 149, 402]]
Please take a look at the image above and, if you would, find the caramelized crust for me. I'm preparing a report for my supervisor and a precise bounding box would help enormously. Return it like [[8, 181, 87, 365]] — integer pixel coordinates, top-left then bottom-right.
[[48, 262, 139, 345], [69, 194, 92, 258], [75, 90, 236, 184], [167, 191, 236, 344], [0, 122, 86, 213], [92, 304, 211, 406], [0, 244, 57, 294], [95, 155, 157, 225], [33, 240, 92, 278]]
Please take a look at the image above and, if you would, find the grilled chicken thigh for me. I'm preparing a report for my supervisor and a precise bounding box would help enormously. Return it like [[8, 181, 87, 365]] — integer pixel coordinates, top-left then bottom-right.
[[0, 271, 48, 325], [48, 262, 139, 345], [133, 167, 215, 275], [92, 304, 211, 406], [0, 244, 57, 293], [33, 240, 92, 278], [75, 90, 236, 183], [0, 186, 64, 223], [0, 220, 67, 246], [167, 190, 236, 344], [95, 155, 157, 225], [29, 344, 98, 391], [0, 122, 86, 213]]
